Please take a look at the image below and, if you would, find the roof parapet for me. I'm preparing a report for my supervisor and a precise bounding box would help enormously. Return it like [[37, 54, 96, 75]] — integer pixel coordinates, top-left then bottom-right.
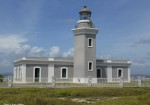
[[48, 58, 54, 61], [22, 57, 26, 60], [107, 60, 112, 63]]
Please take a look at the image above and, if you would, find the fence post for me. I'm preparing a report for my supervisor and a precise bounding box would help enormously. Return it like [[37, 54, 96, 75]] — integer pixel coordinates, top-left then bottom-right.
[[52, 76, 55, 88], [119, 77, 123, 88], [8, 76, 12, 88], [138, 76, 141, 87]]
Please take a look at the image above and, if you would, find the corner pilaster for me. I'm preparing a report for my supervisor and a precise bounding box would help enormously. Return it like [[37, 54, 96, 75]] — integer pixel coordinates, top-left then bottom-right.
[[107, 65, 112, 82], [48, 64, 54, 82], [22, 64, 26, 83]]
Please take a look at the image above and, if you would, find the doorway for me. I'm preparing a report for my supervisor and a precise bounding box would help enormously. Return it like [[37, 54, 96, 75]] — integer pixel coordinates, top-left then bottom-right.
[[97, 69, 102, 78], [35, 68, 40, 82]]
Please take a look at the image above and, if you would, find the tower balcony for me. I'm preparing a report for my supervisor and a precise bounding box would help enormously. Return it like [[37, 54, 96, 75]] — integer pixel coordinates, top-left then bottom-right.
[[75, 20, 95, 28]]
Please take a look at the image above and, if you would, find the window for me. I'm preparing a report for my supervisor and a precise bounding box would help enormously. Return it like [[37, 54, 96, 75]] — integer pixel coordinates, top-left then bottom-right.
[[88, 38, 93, 47], [61, 67, 68, 79], [88, 61, 93, 71], [117, 68, 123, 78]]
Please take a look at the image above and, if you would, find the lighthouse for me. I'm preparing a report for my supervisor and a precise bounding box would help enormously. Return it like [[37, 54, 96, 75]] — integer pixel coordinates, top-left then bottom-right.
[[13, 6, 131, 84], [72, 6, 99, 83]]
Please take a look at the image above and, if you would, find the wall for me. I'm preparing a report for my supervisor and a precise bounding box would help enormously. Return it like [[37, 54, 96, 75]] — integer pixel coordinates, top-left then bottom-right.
[[84, 34, 96, 78], [54, 65, 73, 79], [112, 66, 129, 80], [96, 66, 107, 78], [26, 64, 48, 82]]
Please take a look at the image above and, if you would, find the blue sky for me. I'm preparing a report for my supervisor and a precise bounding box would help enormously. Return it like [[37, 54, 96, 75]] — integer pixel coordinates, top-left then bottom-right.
[[0, 0, 150, 75]]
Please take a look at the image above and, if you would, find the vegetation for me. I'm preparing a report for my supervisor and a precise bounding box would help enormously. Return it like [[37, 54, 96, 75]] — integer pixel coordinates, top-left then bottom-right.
[[0, 74, 3, 82], [0, 74, 3, 78], [0, 87, 150, 105]]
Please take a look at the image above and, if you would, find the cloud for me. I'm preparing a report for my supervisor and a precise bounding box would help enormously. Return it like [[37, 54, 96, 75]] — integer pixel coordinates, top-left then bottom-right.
[[145, 53, 150, 60], [135, 38, 150, 44], [0, 34, 75, 74], [49, 46, 74, 58], [0, 34, 74, 58], [0, 35, 27, 54], [132, 61, 150, 74], [0, 59, 10, 67], [14, 45, 47, 57], [63, 48, 74, 57], [147, 53, 150, 55], [29, 46, 46, 56], [0, 34, 48, 58], [132, 59, 150, 67], [15, 44, 31, 55], [49, 46, 61, 57]]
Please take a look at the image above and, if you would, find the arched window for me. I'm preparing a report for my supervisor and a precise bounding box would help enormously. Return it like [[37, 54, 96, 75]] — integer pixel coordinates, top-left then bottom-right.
[[88, 61, 93, 71], [61, 67, 68, 79], [117, 68, 123, 78], [88, 38, 93, 47]]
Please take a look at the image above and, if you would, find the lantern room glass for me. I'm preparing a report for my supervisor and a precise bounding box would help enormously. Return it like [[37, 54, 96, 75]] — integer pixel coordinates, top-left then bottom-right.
[[80, 12, 91, 20]]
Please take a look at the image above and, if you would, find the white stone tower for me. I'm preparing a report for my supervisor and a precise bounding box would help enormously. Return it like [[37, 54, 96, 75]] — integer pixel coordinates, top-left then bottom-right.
[[72, 6, 99, 83]]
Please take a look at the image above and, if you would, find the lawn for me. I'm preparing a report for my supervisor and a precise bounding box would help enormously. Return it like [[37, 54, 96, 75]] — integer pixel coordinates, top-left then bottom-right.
[[0, 87, 150, 105]]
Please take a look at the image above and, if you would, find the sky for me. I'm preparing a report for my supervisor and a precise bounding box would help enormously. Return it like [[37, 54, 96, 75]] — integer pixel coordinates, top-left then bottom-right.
[[0, 0, 150, 75]]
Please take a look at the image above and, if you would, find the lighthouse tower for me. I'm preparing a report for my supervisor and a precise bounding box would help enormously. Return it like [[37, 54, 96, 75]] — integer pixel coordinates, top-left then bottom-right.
[[72, 6, 99, 83]]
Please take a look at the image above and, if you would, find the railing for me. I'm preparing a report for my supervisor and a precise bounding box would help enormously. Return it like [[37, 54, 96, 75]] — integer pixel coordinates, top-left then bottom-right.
[[0, 77, 150, 88]]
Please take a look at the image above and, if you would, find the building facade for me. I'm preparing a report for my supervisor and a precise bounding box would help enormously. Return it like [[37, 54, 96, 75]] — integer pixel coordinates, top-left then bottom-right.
[[13, 6, 131, 83]]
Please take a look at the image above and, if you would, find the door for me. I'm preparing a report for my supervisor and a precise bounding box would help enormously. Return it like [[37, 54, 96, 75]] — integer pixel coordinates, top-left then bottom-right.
[[97, 69, 102, 78]]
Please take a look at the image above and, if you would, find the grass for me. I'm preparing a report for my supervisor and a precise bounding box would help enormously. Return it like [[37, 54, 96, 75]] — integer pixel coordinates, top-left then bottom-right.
[[0, 87, 150, 105]]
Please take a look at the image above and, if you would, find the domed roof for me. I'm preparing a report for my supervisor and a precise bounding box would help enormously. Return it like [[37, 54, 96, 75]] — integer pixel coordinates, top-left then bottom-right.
[[79, 6, 91, 14]]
